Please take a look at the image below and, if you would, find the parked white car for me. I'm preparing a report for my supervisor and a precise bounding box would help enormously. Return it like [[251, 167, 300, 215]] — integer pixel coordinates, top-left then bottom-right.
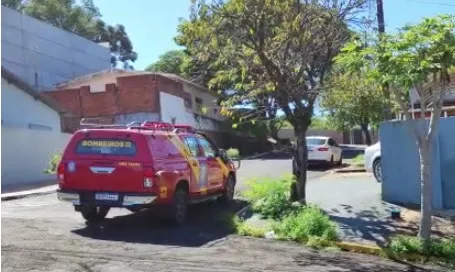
[[364, 142, 382, 182], [307, 136, 343, 166]]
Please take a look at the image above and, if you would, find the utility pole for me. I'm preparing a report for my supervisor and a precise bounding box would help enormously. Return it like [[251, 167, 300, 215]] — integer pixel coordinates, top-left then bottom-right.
[[376, 0, 385, 35], [376, 0, 392, 120]]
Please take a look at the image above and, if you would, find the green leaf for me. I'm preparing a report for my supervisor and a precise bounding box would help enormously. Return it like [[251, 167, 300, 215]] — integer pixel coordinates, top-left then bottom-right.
[[232, 123, 238, 129], [201, 107, 208, 114]]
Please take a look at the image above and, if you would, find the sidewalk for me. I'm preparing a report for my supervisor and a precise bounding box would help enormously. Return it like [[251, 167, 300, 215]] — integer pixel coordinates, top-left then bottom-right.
[[1, 179, 58, 201]]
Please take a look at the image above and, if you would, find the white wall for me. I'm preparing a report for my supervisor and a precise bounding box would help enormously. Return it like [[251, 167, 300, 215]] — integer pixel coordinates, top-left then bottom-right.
[[2, 78, 61, 130], [159, 92, 219, 131], [1, 127, 71, 188], [1, 78, 71, 188], [1, 6, 111, 91]]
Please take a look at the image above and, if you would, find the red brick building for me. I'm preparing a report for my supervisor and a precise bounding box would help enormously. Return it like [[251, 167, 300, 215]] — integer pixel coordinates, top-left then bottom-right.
[[44, 69, 266, 153]]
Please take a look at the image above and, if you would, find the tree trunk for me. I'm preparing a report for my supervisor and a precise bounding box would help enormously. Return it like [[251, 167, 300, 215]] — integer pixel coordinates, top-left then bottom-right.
[[360, 123, 372, 146], [418, 139, 432, 241], [291, 129, 308, 204]]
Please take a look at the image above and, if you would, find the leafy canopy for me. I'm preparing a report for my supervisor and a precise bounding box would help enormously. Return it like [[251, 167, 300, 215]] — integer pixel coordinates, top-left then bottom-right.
[[336, 14, 455, 116], [176, 0, 366, 132], [321, 68, 386, 131]]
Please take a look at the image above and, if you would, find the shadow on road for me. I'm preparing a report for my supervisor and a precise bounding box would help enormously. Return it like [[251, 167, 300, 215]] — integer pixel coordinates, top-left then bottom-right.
[[72, 199, 248, 247], [326, 203, 398, 247]]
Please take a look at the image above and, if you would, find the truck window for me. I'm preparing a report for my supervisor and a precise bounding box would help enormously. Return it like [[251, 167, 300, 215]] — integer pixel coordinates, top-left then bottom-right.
[[75, 139, 136, 156]]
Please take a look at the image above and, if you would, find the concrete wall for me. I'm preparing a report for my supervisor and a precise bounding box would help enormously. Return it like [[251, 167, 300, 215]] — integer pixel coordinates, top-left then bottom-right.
[[1, 6, 111, 91], [1, 77, 71, 188], [278, 128, 345, 144], [380, 118, 455, 209], [159, 92, 220, 131], [1, 127, 71, 188], [182, 83, 224, 121]]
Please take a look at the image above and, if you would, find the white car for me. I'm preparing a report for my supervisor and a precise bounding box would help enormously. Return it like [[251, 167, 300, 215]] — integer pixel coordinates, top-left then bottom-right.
[[364, 142, 382, 182], [307, 136, 343, 166]]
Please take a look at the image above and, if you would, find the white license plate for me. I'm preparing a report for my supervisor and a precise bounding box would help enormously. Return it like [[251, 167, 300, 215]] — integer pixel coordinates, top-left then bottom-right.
[[95, 193, 118, 201]]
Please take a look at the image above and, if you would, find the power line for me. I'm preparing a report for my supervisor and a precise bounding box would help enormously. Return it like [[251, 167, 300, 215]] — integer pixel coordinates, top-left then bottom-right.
[[403, 0, 455, 7]]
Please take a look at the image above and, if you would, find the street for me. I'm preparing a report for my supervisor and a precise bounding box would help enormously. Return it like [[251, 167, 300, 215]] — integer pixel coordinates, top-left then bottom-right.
[[1, 159, 440, 271]]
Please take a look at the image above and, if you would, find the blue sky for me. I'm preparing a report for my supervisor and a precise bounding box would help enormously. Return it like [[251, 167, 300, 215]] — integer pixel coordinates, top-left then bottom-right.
[[93, 0, 455, 70]]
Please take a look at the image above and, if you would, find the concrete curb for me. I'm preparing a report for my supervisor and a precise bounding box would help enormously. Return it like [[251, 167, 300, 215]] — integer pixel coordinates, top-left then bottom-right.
[[331, 167, 366, 174], [336, 241, 382, 255], [1, 185, 57, 201]]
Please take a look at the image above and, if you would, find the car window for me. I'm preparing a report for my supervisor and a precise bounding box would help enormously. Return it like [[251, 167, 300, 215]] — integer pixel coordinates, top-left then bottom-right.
[[183, 137, 201, 157], [197, 137, 216, 158], [306, 138, 326, 145]]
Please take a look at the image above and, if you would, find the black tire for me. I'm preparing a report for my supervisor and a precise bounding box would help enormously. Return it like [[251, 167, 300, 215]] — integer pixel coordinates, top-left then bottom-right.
[[373, 158, 382, 183], [169, 186, 189, 225], [337, 156, 343, 166], [81, 206, 110, 223], [218, 175, 235, 205], [328, 156, 334, 168]]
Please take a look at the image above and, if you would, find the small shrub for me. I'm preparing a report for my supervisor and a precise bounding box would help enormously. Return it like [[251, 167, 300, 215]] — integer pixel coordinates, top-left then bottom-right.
[[273, 205, 338, 244], [43, 151, 62, 174], [226, 148, 240, 159], [352, 154, 365, 166], [389, 235, 455, 261], [242, 175, 297, 220], [232, 216, 266, 238]]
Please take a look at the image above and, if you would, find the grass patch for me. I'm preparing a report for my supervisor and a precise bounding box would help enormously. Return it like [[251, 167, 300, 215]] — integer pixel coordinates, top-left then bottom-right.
[[226, 148, 240, 159], [388, 235, 455, 265], [272, 205, 338, 246], [242, 175, 297, 220], [240, 175, 339, 249], [351, 154, 365, 166]]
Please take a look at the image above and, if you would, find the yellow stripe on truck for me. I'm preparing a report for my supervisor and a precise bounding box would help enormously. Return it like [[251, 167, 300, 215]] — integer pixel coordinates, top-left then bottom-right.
[[215, 157, 230, 178], [166, 133, 201, 184]]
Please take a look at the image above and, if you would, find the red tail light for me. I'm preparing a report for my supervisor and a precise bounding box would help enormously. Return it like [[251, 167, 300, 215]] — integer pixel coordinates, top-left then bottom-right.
[[143, 168, 155, 190], [318, 147, 329, 151], [57, 162, 65, 186]]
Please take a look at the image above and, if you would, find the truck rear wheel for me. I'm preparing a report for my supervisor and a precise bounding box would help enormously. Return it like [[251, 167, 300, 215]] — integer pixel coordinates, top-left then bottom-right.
[[169, 186, 189, 225], [80, 206, 110, 223]]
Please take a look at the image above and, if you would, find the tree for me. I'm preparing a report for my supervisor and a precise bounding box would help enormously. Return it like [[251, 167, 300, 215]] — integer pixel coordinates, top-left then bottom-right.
[[336, 15, 455, 242], [2, 0, 137, 68], [145, 50, 187, 74], [321, 69, 386, 145], [177, 0, 367, 203]]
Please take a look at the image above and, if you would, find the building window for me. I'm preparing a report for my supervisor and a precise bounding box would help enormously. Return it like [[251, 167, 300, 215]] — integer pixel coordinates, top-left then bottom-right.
[[195, 97, 203, 113]]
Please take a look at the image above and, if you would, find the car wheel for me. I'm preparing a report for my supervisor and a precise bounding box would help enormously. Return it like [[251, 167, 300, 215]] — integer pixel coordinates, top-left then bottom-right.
[[169, 186, 189, 225], [373, 158, 382, 183], [328, 156, 334, 168], [337, 156, 343, 166], [218, 175, 235, 205], [81, 206, 110, 223]]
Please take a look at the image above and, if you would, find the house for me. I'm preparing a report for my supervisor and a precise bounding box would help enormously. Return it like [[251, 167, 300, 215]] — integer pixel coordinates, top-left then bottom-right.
[[1, 67, 72, 191], [1, 6, 111, 91], [407, 73, 455, 119], [44, 69, 231, 146]]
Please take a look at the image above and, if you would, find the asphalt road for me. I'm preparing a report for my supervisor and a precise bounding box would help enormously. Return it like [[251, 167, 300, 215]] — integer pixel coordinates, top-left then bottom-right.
[[1, 159, 440, 272]]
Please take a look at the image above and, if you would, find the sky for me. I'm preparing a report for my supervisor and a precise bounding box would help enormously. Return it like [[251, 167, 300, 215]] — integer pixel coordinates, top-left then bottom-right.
[[93, 0, 455, 71]]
